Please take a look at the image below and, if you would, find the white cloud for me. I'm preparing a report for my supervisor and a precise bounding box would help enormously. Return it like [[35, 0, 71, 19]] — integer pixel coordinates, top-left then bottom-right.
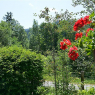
[[29, 3, 34, 7], [49, 8, 58, 13], [29, 3, 38, 10]]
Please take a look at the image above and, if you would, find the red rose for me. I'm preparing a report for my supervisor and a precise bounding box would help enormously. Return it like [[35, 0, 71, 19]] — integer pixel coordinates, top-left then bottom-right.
[[73, 18, 84, 31], [73, 15, 92, 31], [86, 28, 94, 37], [60, 39, 71, 50], [75, 32, 83, 40], [69, 46, 78, 52], [68, 46, 79, 61], [83, 16, 92, 25]]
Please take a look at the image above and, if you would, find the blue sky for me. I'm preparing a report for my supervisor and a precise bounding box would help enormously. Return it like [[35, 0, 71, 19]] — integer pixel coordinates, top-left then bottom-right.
[[0, 0, 87, 29]]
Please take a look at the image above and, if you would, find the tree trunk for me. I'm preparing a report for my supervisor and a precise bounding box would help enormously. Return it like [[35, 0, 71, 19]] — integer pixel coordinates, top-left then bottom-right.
[[81, 71, 84, 90]]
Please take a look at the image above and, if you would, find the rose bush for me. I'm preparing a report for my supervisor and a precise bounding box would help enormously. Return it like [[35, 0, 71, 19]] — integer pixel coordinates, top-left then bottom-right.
[[60, 12, 95, 61]]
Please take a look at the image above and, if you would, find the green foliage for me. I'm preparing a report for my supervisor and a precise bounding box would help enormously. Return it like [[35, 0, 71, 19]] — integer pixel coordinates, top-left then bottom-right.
[[11, 23, 29, 49], [0, 21, 12, 46], [35, 22, 59, 52], [42, 50, 73, 95], [89, 11, 95, 20], [0, 45, 44, 95], [78, 87, 95, 95], [90, 21, 95, 28], [78, 39, 83, 48], [56, 19, 76, 42], [79, 30, 95, 56], [29, 19, 40, 52], [37, 86, 51, 95], [0, 17, 29, 49]]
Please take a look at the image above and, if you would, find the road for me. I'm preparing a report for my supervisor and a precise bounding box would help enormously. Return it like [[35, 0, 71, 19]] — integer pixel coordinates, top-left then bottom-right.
[[42, 81, 95, 90]]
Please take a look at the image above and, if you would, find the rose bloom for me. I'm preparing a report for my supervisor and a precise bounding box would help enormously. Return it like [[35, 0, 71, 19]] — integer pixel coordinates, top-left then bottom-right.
[[75, 32, 83, 40], [60, 39, 71, 50], [83, 16, 92, 25], [73, 18, 84, 31], [86, 28, 94, 37], [73, 15, 92, 31], [68, 46, 79, 61]]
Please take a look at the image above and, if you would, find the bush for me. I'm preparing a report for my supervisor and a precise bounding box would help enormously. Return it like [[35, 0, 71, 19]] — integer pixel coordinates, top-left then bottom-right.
[[0, 45, 44, 95]]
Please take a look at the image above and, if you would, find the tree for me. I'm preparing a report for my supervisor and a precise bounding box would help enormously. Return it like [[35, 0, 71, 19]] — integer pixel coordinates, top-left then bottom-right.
[[16, 25, 29, 49], [0, 21, 25, 47], [72, 0, 95, 14], [3, 12, 13, 23], [29, 19, 40, 52], [1, 12, 29, 49], [37, 7, 75, 23], [37, 22, 59, 55], [0, 21, 13, 46], [9, 19, 29, 49]]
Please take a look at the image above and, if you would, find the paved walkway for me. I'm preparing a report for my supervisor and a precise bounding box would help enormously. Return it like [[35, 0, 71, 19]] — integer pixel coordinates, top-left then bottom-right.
[[43, 81, 95, 90]]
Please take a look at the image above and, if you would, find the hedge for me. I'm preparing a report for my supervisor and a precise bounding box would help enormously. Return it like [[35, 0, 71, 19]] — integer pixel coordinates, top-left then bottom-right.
[[0, 45, 44, 95]]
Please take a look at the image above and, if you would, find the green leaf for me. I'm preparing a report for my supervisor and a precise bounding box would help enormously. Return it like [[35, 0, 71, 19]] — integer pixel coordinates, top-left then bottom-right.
[[88, 45, 92, 49], [87, 52, 91, 56], [89, 11, 95, 20], [6, 70, 10, 73], [85, 48, 90, 52], [79, 39, 83, 48], [93, 32, 95, 37], [85, 48, 92, 56]]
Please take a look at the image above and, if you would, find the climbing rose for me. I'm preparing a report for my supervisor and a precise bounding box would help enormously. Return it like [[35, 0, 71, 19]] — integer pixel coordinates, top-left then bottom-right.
[[83, 16, 92, 25], [75, 32, 83, 40], [69, 46, 78, 52], [73, 15, 92, 31], [60, 39, 71, 50], [68, 46, 79, 61], [73, 18, 84, 31], [86, 28, 94, 37]]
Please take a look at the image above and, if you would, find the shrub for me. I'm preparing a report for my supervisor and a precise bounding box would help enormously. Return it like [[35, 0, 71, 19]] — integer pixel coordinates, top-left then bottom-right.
[[0, 45, 44, 95]]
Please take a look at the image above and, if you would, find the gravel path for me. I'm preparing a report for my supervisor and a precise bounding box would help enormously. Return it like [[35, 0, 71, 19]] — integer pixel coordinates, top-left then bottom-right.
[[42, 81, 95, 90]]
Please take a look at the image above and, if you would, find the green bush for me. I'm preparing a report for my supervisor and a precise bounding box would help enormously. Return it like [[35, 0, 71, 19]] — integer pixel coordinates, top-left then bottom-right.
[[0, 45, 44, 95], [78, 87, 95, 95]]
